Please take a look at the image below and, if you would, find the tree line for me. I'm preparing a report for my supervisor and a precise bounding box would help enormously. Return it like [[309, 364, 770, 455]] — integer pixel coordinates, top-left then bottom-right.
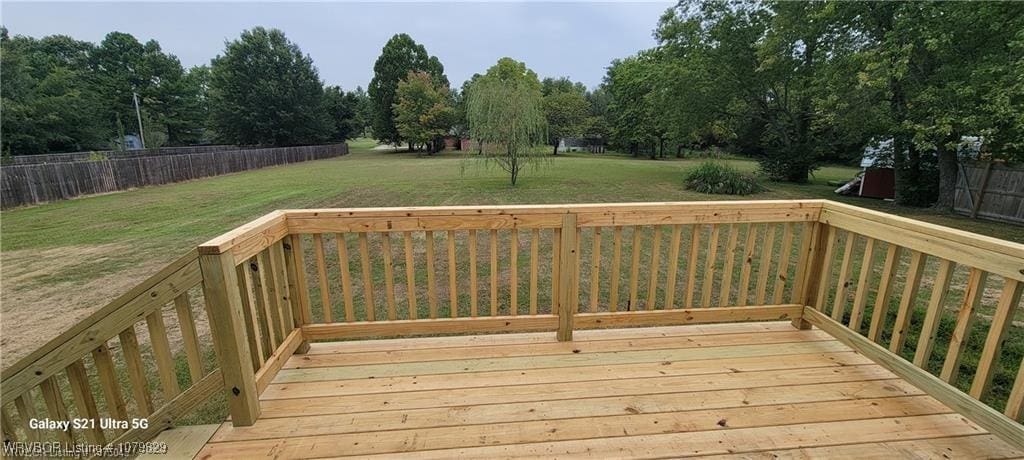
[[601, 0, 1024, 209], [0, 26, 371, 155]]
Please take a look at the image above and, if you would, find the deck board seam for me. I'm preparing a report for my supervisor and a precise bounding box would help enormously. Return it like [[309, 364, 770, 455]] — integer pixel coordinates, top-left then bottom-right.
[[256, 366, 897, 413], [207, 394, 940, 443], [275, 338, 845, 377], [264, 361, 889, 400], [266, 351, 869, 394], [300, 327, 822, 357], [208, 411, 965, 455]]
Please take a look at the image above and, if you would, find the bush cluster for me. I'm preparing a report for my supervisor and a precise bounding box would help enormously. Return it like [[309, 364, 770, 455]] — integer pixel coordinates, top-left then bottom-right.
[[684, 161, 764, 195]]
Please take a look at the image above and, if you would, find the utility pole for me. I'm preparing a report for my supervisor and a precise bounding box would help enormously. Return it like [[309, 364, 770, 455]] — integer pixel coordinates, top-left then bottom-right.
[[133, 92, 146, 149]]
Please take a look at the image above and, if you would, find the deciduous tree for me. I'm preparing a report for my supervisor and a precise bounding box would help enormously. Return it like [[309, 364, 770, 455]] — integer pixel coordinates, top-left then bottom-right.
[[208, 27, 331, 146], [393, 71, 454, 153], [369, 34, 448, 147], [467, 58, 547, 185]]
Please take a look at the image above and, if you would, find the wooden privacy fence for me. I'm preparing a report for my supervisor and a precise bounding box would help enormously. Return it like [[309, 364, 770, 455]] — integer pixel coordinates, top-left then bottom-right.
[[1, 200, 1023, 454], [955, 160, 1024, 224], [0, 143, 349, 209], [3, 145, 240, 165]]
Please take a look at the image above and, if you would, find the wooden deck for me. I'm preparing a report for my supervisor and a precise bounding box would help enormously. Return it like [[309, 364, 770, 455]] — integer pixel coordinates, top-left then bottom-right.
[[196, 322, 1024, 459]]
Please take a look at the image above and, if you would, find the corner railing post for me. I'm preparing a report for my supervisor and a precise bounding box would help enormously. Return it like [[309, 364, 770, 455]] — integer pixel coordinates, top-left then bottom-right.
[[556, 213, 578, 341], [793, 219, 830, 330], [198, 250, 261, 426]]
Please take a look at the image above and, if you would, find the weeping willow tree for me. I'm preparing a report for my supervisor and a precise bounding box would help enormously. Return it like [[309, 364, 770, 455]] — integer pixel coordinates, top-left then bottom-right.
[[466, 58, 547, 185]]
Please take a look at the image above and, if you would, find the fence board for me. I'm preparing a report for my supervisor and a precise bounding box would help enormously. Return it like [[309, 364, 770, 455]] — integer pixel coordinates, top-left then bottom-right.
[[1, 143, 349, 208], [954, 161, 1024, 224]]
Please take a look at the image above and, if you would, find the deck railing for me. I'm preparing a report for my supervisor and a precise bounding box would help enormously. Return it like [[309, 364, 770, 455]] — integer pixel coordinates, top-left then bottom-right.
[[1, 199, 1022, 454]]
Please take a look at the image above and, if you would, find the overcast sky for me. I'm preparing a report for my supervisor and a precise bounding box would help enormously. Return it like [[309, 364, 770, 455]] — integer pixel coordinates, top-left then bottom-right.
[[2, 1, 674, 90]]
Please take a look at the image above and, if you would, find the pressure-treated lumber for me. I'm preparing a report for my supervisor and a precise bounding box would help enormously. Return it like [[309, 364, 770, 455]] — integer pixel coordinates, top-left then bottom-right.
[[556, 214, 578, 341], [802, 307, 1024, 451], [198, 251, 260, 426], [941, 268, 990, 382]]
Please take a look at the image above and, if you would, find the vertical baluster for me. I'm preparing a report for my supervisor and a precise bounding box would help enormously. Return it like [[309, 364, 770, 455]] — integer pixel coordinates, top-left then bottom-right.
[[425, 231, 438, 319], [271, 241, 294, 331], [90, 344, 128, 428], [1006, 355, 1024, 421], [404, 232, 417, 320], [589, 227, 603, 312], [941, 268, 989, 382], [256, 251, 284, 344], [382, 232, 397, 320], [118, 327, 153, 416], [701, 224, 721, 308], [67, 360, 105, 444], [490, 229, 499, 316], [240, 263, 270, 362], [237, 267, 265, 370], [469, 229, 478, 317], [609, 227, 623, 312], [1, 407, 18, 445], [510, 229, 519, 315], [848, 238, 876, 331], [312, 234, 333, 323], [754, 225, 775, 305], [913, 259, 956, 367], [448, 230, 458, 318], [248, 258, 277, 348], [889, 251, 927, 353], [146, 311, 181, 398], [772, 223, 794, 304], [284, 235, 312, 326], [738, 224, 758, 306], [685, 225, 701, 308], [628, 226, 642, 311], [663, 225, 683, 310], [530, 229, 539, 315], [335, 233, 356, 322], [174, 292, 204, 381], [970, 279, 1023, 399], [14, 393, 39, 442], [39, 377, 73, 444], [719, 224, 740, 307], [868, 244, 903, 342], [645, 226, 662, 310], [359, 233, 376, 321], [831, 233, 858, 321]]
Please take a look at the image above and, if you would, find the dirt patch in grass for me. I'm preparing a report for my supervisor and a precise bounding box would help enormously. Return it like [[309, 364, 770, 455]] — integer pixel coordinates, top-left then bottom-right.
[[0, 244, 170, 368]]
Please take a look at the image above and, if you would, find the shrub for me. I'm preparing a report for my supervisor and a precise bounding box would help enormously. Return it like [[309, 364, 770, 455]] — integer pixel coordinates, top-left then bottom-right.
[[684, 161, 764, 195]]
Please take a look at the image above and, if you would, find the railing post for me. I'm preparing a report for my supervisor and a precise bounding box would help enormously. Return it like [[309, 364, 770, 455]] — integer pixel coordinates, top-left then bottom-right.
[[793, 221, 830, 330], [556, 213, 578, 341], [198, 250, 261, 426]]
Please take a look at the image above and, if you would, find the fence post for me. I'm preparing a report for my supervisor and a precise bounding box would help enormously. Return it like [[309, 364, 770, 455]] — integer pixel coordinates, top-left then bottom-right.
[[198, 250, 261, 426], [556, 213, 578, 341]]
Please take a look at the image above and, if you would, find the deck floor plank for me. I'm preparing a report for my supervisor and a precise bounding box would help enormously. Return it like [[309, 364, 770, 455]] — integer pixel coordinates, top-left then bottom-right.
[[196, 323, 1023, 459], [284, 329, 834, 368], [264, 350, 873, 399]]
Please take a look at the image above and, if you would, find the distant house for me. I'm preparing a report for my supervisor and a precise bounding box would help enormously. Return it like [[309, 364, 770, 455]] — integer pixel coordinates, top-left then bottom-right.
[[557, 137, 605, 153], [121, 134, 144, 150]]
